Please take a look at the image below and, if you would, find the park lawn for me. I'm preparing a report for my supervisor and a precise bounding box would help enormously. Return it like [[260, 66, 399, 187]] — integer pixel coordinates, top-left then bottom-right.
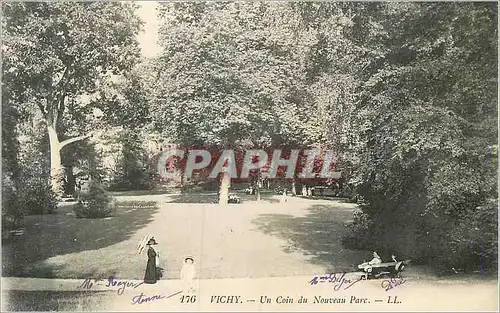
[[2, 290, 112, 312], [2, 200, 159, 279], [109, 188, 177, 197], [165, 191, 281, 204]]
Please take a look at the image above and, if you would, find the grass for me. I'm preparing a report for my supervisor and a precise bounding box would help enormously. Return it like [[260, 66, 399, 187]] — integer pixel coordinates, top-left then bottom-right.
[[2, 290, 111, 311], [115, 201, 158, 208], [2, 201, 159, 278], [109, 189, 174, 197], [166, 191, 281, 204]]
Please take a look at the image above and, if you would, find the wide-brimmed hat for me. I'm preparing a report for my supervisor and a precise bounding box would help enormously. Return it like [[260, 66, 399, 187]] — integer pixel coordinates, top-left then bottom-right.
[[184, 256, 195, 262], [146, 238, 158, 245]]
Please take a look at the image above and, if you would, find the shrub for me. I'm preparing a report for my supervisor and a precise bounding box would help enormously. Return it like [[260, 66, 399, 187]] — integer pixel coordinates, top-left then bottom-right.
[[3, 170, 58, 218], [341, 207, 374, 250], [20, 175, 58, 215], [108, 166, 155, 191], [2, 175, 25, 229], [74, 180, 116, 218]]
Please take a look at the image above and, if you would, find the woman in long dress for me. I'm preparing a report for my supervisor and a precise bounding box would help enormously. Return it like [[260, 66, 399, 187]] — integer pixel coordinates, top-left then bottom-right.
[[144, 237, 158, 284]]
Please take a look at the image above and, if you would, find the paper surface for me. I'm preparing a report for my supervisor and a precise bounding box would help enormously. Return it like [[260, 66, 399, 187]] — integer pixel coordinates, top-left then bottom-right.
[[1, 1, 498, 312]]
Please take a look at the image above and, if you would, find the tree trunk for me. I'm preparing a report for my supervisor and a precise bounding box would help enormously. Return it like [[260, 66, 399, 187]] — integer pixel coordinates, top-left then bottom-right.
[[218, 169, 230, 205], [48, 125, 64, 197]]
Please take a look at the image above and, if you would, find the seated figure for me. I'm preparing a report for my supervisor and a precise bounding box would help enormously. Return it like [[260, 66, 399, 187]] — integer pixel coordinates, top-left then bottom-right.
[[368, 251, 382, 265]]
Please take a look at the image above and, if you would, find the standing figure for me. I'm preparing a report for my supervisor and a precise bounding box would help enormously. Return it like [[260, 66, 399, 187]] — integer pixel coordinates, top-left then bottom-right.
[[281, 189, 288, 203], [302, 185, 307, 197], [181, 257, 196, 294], [144, 237, 159, 284]]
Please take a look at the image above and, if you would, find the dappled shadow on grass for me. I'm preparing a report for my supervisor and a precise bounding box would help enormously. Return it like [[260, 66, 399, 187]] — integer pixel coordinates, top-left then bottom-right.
[[2, 290, 112, 312], [167, 193, 218, 203], [166, 192, 280, 204], [252, 204, 369, 273], [109, 189, 175, 197], [2, 202, 158, 278]]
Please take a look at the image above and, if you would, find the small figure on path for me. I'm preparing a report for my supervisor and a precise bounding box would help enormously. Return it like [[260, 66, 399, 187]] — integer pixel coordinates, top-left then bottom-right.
[[281, 189, 288, 203], [144, 237, 159, 284], [181, 257, 196, 294], [302, 185, 307, 197]]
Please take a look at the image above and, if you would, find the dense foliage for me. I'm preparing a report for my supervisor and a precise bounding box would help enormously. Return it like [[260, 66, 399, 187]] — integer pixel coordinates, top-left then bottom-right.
[[2, 2, 146, 225], [107, 130, 156, 191], [2, 1, 143, 195], [339, 2, 498, 273], [73, 180, 116, 219], [1, 157, 58, 228]]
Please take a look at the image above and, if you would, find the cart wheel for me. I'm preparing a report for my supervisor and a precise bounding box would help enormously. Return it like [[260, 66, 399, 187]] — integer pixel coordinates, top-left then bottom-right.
[[366, 265, 373, 273]]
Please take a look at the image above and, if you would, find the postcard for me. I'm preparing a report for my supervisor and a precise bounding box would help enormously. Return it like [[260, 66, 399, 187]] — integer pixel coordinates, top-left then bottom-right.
[[1, 1, 498, 312]]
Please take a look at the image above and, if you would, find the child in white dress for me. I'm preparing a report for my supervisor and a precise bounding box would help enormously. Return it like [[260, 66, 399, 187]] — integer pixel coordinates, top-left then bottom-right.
[[181, 257, 196, 294]]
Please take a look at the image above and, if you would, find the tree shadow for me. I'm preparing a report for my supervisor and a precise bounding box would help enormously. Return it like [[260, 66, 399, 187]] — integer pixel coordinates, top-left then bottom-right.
[[109, 189, 173, 197], [2, 290, 112, 312], [167, 193, 218, 203], [166, 192, 280, 203], [2, 202, 158, 277], [252, 204, 370, 273]]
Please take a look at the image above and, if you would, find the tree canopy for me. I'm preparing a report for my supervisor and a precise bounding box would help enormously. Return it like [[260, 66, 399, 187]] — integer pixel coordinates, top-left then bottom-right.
[[2, 2, 145, 194]]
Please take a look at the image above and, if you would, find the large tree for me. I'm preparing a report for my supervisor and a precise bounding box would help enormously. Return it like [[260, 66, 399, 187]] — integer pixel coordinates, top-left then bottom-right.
[[340, 2, 497, 271], [2, 2, 143, 195], [152, 2, 321, 203]]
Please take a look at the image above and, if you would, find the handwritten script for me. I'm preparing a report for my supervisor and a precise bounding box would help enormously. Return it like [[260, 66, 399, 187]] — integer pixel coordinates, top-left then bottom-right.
[[79, 274, 143, 295], [106, 274, 143, 295], [79, 278, 103, 290], [132, 293, 165, 305], [309, 272, 363, 291], [132, 291, 182, 305], [381, 276, 406, 291]]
